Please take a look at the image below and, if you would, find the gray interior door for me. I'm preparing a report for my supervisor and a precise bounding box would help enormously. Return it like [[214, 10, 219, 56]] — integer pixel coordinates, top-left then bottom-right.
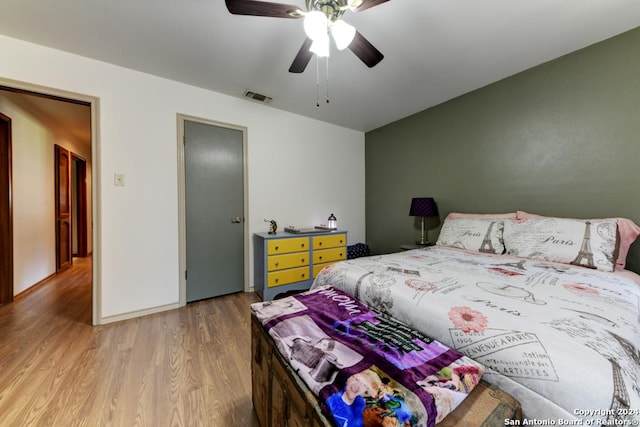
[[185, 120, 244, 302]]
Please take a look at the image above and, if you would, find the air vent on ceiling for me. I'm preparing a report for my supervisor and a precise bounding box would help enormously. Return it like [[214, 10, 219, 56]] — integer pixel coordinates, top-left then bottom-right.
[[244, 90, 273, 104]]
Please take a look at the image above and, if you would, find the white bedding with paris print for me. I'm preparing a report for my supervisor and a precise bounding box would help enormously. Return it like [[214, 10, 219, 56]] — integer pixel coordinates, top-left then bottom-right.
[[311, 246, 640, 423]]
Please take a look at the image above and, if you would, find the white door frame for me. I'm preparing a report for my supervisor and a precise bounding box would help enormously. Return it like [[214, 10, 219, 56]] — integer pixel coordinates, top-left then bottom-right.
[[0, 77, 101, 325], [176, 113, 249, 305]]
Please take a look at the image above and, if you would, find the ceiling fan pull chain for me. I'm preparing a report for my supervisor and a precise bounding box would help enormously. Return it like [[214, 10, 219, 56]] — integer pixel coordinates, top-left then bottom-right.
[[316, 55, 320, 107], [326, 56, 330, 104]]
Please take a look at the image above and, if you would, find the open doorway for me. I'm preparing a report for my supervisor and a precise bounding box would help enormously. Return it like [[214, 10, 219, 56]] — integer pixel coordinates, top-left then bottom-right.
[[0, 84, 95, 321], [0, 112, 12, 306], [72, 153, 88, 259]]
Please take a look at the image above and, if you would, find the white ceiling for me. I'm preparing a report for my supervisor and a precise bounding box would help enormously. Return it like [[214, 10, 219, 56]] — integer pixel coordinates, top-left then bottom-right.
[[0, 0, 639, 132]]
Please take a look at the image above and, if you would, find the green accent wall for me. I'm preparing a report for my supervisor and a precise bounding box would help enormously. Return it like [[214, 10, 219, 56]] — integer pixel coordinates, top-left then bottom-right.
[[365, 26, 640, 273]]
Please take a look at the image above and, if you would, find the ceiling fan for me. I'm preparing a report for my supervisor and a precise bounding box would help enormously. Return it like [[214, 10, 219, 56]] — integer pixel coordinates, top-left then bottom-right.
[[225, 0, 388, 73]]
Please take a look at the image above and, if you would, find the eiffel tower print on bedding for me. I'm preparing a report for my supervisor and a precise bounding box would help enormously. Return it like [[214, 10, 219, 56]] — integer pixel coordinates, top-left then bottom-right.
[[311, 242, 640, 423]]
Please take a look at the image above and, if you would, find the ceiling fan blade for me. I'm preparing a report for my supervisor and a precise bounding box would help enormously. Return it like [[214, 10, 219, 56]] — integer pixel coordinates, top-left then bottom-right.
[[348, 31, 384, 68], [354, 0, 390, 12], [289, 38, 314, 73], [225, 0, 303, 18]]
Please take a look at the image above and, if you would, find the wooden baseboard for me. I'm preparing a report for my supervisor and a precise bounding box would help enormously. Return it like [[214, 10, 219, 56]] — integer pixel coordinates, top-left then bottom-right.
[[14, 272, 57, 299], [99, 302, 182, 325]]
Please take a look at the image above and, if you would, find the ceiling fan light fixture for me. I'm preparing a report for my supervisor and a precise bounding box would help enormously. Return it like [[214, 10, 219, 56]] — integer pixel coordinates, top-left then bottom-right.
[[347, 0, 364, 10], [304, 11, 328, 41], [310, 34, 330, 57], [330, 19, 355, 50]]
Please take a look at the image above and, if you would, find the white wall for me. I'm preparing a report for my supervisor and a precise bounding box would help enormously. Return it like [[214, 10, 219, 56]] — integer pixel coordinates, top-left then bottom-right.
[[0, 34, 365, 322], [0, 94, 92, 295]]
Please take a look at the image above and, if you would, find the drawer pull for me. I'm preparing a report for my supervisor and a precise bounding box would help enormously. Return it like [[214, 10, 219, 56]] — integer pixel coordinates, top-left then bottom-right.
[[301, 243, 305, 248], [340, 240, 343, 244], [275, 278, 279, 283], [301, 258, 305, 263], [301, 273, 305, 278], [340, 253, 343, 257], [275, 262, 279, 267], [275, 245, 279, 251], [319, 256, 323, 260], [318, 242, 323, 246]]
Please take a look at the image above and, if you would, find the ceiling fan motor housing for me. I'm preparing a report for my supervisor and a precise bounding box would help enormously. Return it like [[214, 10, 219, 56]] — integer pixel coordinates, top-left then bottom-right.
[[306, 0, 347, 21]]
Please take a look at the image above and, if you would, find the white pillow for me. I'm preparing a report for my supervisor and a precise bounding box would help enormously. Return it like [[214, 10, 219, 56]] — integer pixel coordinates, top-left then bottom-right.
[[503, 218, 618, 272], [436, 218, 505, 254]]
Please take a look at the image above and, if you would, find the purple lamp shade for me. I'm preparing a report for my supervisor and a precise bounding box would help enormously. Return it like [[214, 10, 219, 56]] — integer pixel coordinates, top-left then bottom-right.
[[409, 197, 439, 218], [409, 197, 439, 245]]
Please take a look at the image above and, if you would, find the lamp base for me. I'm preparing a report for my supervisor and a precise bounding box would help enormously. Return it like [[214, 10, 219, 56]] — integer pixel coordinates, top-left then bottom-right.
[[415, 240, 433, 246]]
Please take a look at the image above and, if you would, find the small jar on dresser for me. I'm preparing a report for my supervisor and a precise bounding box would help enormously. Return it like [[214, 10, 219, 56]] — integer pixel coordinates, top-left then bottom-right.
[[253, 230, 347, 301]]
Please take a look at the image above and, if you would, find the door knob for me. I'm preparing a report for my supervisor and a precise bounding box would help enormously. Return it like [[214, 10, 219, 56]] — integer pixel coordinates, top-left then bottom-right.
[[231, 217, 243, 223]]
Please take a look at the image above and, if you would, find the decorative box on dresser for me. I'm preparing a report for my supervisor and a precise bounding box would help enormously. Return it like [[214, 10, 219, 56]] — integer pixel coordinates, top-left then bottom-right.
[[253, 230, 347, 301]]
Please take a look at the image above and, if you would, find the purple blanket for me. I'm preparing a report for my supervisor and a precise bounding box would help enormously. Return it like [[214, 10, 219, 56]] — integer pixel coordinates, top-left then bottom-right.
[[251, 286, 485, 427]]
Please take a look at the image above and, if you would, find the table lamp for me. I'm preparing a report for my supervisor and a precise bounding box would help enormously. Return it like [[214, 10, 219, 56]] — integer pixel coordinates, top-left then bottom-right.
[[409, 197, 439, 245]]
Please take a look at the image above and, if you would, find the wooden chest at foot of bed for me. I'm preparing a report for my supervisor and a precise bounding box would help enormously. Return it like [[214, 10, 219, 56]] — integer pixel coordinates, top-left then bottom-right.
[[251, 314, 522, 427]]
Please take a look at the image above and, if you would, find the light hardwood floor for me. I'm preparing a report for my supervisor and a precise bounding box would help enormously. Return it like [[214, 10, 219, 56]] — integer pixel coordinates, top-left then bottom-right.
[[0, 256, 262, 426]]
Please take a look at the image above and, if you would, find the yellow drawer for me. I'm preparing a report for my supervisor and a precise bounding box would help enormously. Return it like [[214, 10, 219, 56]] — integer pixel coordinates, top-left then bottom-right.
[[268, 253, 309, 271], [312, 233, 346, 250], [313, 262, 337, 278], [267, 237, 309, 255], [267, 267, 310, 288], [312, 247, 346, 265]]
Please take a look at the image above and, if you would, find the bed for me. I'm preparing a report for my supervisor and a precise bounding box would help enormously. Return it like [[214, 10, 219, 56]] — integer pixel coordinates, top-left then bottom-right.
[[311, 211, 640, 423]]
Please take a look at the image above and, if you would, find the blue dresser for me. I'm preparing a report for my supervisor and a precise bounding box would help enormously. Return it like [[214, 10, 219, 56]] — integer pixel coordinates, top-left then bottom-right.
[[253, 230, 347, 301]]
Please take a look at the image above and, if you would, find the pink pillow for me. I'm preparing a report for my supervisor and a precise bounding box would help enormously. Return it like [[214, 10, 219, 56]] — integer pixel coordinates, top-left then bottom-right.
[[516, 211, 640, 270], [515, 211, 546, 220], [446, 212, 517, 220]]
